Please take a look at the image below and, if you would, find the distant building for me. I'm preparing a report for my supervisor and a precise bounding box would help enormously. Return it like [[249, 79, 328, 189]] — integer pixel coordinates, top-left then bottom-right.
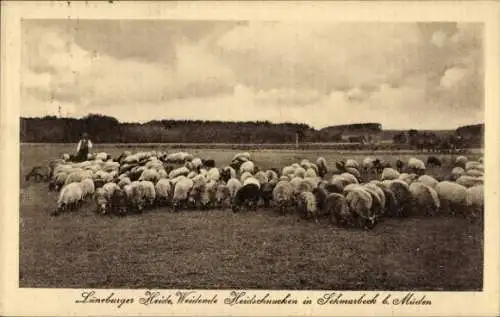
[[320, 123, 383, 143]]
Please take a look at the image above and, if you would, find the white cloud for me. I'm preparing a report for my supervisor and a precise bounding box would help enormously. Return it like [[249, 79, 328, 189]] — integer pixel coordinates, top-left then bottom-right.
[[440, 67, 468, 88]]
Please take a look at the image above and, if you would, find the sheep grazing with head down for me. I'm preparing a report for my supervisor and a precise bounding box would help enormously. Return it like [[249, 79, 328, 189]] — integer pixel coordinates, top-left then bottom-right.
[[173, 177, 194, 211], [272, 180, 294, 214], [214, 182, 230, 208], [232, 177, 260, 213], [155, 178, 172, 206], [239, 161, 255, 174], [380, 168, 400, 181], [324, 193, 352, 227], [408, 157, 426, 175], [456, 175, 483, 188], [417, 175, 438, 189], [139, 168, 160, 184], [409, 182, 440, 216], [79, 178, 95, 199], [426, 156, 442, 168], [226, 178, 242, 200], [435, 181, 468, 216], [54, 182, 83, 216], [387, 179, 413, 217], [138, 180, 156, 209], [466, 184, 484, 218], [455, 155, 468, 169], [25, 165, 52, 182], [345, 187, 376, 229], [296, 191, 318, 222]]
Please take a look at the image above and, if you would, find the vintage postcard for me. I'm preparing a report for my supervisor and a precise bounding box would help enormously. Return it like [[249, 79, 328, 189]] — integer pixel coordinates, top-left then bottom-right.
[[1, 0, 499, 316]]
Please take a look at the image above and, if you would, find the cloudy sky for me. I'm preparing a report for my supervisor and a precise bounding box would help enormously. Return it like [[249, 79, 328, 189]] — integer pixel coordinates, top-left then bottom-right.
[[21, 20, 483, 129]]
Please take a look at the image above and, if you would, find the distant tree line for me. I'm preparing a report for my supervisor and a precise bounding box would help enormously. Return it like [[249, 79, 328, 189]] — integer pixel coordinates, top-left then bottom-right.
[[20, 114, 484, 149], [392, 124, 484, 152]]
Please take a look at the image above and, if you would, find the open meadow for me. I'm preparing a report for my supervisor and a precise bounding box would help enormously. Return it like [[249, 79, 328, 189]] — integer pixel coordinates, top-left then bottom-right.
[[19, 143, 484, 290]]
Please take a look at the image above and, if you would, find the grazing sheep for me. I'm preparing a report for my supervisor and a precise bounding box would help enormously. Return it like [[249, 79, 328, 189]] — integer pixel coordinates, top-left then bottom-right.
[[449, 167, 466, 181], [240, 171, 253, 183], [282, 166, 296, 178], [260, 182, 275, 208], [227, 178, 242, 199], [155, 179, 172, 206], [54, 182, 83, 215], [124, 181, 142, 213], [139, 168, 160, 183], [265, 169, 279, 182], [117, 176, 132, 188], [324, 193, 352, 227], [466, 185, 484, 217], [466, 169, 483, 177], [345, 187, 376, 229], [109, 188, 128, 215], [80, 178, 95, 199], [312, 186, 328, 212], [345, 159, 359, 169], [398, 173, 418, 185], [371, 182, 398, 216], [173, 177, 194, 210], [409, 182, 440, 216], [380, 168, 400, 181], [232, 152, 251, 162], [325, 179, 344, 194], [455, 155, 468, 168], [456, 175, 483, 188], [252, 171, 268, 186], [417, 175, 439, 189], [239, 161, 255, 174], [214, 182, 230, 208], [25, 165, 51, 182], [191, 158, 203, 170], [232, 182, 260, 213], [202, 159, 216, 168], [304, 168, 317, 178], [408, 157, 426, 175], [387, 180, 413, 217], [340, 172, 359, 185], [169, 166, 190, 179], [94, 187, 109, 214], [296, 191, 318, 222], [435, 181, 468, 215], [427, 156, 442, 167], [363, 183, 386, 217], [138, 180, 156, 209], [206, 167, 221, 182], [272, 181, 295, 214], [345, 167, 361, 181]]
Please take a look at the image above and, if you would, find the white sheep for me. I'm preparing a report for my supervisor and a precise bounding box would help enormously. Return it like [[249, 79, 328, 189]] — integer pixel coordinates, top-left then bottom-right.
[[138, 180, 156, 208], [240, 171, 253, 183], [243, 176, 261, 189], [380, 168, 400, 181], [139, 168, 160, 183], [409, 182, 440, 216], [214, 182, 230, 208], [272, 181, 294, 213], [345, 159, 359, 169], [345, 167, 361, 181], [95, 152, 108, 161], [398, 173, 418, 185], [345, 187, 375, 229], [173, 177, 194, 209], [232, 152, 251, 162], [435, 181, 468, 215], [451, 166, 466, 180], [80, 178, 95, 199], [55, 182, 83, 215], [117, 176, 132, 188], [282, 166, 296, 178], [265, 170, 279, 182], [466, 184, 484, 217], [304, 168, 317, 178], [227, 178, 242, 199], [254, 171, 269, 186], [169, 166, 190, 179], [296, 191, 318, 221], [192, 157, 203, 169], [455, 175, 483, 188], [465, 161, 482, 171], [417, 175, 439, 189], [155, 179, 172, 206], [206, 167, 220, 182], [340, 172, 359, 185], [363, 183, 386, 217], [466, 169, 484, 177], [239, 161, 255, 174], [408, 157, 426, 174]]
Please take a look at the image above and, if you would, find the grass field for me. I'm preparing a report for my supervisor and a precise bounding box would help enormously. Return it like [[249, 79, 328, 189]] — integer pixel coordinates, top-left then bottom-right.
[[19, 144, 484, 290]]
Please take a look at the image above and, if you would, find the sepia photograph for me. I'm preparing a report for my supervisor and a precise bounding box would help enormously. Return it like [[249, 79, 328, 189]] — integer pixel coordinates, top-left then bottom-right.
[[2, 1, 499, 316], [18, 18, 485, 291]]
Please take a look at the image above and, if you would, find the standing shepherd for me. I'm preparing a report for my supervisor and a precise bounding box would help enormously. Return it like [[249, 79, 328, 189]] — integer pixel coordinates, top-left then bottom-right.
[[75, 132, 93, 162]]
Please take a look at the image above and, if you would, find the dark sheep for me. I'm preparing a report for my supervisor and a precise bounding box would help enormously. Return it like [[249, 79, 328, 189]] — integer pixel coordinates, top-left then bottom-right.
[[232, 183, 260, 213], [110, 188, 128, 216], [427, 156, 442, 167], [312, 187, 328, 212], [202, 159, 216, 168], [219, 168, 232, 183], [25, 165, 51, 182], [335, 161, 346, 173], [260, 182, 275, 208]]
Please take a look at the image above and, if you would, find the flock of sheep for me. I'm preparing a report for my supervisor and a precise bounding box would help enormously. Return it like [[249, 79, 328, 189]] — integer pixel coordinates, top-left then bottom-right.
[[26, 149, 484, 229]]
